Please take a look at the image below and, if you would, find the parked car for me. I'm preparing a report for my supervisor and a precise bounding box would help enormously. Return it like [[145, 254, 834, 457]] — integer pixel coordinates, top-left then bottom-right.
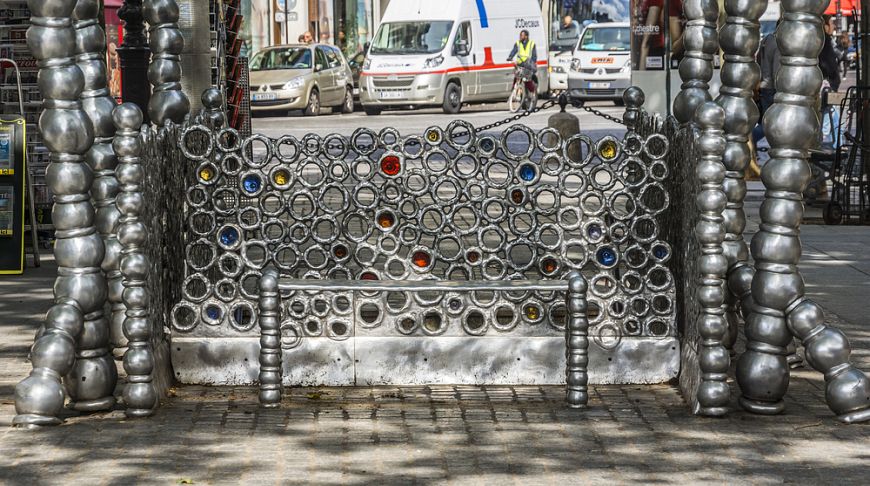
[[360, 0, 549, 115], [549, 19, 582, 92], [566, 22, 631, 105], [249, 43, 355, 116]]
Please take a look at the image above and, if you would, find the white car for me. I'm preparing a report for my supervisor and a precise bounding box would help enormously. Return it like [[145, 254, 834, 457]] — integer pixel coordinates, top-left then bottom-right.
[[567, 22, 631, 105]]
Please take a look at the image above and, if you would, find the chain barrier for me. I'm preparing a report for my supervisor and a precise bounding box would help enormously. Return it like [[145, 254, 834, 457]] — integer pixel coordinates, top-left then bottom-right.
[[320, 96, 626, 151], [579, 104, 627, 126]]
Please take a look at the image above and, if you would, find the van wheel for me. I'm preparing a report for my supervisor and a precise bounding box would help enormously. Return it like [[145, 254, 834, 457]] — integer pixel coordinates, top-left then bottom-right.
[[363, 106, 381, 116], [443, 82, 462, 114], [340, 87, 354, 114], [304, 89, 320, 116]]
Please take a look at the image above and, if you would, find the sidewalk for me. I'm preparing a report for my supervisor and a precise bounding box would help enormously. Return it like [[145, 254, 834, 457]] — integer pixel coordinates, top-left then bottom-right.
[[1, 229, 869, 483]]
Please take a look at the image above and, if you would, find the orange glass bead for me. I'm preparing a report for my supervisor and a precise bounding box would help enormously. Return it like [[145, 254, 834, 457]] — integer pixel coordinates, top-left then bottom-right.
[[466, 250, 480, 264], [333, 244, 348, 259], [377, 211, 395, 228], [542, 258, 557, 274], [412, 251, 431, 268]]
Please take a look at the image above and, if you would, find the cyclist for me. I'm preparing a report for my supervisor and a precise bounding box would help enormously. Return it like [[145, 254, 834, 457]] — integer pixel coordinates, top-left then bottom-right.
[[507, 29, 538, 93]]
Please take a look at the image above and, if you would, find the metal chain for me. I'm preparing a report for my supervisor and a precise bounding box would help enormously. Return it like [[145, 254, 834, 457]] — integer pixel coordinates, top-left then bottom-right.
[[580, 104, 626, 126], [472, 98, 559, 134]]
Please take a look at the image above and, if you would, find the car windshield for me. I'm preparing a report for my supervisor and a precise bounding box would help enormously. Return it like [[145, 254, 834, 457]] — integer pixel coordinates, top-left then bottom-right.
[[578, 27, 630, 51], [370, 21, 454, 55], [250, 47, 312, 70]]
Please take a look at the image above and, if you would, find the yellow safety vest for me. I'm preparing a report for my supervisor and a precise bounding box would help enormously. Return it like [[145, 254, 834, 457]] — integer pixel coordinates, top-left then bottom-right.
[[516, 40, 535, 64]]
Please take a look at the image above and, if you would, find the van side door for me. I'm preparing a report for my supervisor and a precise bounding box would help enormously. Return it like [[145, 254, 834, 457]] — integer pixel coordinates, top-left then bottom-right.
[[452, 21, 478, 97]]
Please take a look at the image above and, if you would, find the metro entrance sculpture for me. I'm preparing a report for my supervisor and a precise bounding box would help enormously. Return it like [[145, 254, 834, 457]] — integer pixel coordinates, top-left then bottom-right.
[[12, 0, 870, 427]]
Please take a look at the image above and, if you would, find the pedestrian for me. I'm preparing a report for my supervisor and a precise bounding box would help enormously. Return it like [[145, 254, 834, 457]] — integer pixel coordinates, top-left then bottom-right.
[[752, 22, 780, 145], [301, 31, 314, 44], [819, 15, 841, 92], [837, 32, 851, 75]]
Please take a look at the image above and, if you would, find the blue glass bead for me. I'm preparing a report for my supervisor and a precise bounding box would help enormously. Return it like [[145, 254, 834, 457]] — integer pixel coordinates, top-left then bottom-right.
[[519, 165, 536, 181], [480, 138, 495, 152], [243, 175, 261, 193], [653, 245, 668, 260], [597, 247, 617, 267], [206, 306, 221, 320], [220, 227, 239, 246], [587, 224, 602, 239]]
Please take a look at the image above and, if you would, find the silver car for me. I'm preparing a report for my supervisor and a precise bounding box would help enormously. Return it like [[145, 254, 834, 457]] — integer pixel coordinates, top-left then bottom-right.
[[250, 43, 355, 116]]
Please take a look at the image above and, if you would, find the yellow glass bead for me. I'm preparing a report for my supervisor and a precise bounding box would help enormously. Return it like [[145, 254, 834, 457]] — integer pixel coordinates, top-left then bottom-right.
[[199, 168, 213, 181], [599, 140, 617, 160], [525, 305, 539, 320], [273, 170, 289, 185]]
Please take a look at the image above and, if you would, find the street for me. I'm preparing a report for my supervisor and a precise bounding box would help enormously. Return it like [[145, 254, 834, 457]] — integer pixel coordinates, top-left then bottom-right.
[[252, 100, 627, 138]]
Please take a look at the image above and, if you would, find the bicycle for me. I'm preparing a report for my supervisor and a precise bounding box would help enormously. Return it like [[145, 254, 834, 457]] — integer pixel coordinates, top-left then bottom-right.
[[508, 64, 537, 113]]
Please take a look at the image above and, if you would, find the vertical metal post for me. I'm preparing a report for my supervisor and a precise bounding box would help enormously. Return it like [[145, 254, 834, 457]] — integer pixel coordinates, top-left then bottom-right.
[[144, 0, 191, 125], [258, 268, 283, 407], [693, 102, 730, 415], [114, 102, 158, 417], [565, 271, 589, 409], [14, 0, 105, 426]]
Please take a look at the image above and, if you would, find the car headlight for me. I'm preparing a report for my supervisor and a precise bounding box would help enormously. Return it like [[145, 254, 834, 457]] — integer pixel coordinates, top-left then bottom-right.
[[570, 58, 581, 72], [363, 58, 371, 70], [282, 76, 305, 90], [552, 66, 565, 74], [423, 55, 444, 69]]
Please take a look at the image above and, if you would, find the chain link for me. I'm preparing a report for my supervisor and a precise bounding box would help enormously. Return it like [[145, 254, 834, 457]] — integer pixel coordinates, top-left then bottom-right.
[[472, 98, 559, 134], [580, 104, 627, 126]]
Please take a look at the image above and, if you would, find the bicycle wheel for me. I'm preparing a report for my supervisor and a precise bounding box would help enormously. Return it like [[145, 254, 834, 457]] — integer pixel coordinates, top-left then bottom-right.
[[508, 83, 524, 113]]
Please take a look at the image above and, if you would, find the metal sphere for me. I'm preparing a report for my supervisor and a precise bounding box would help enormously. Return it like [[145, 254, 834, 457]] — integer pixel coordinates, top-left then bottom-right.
[[826, 368, 870, 417], [14, 374, 66, 420], [143, 0, 180, 25], [112, 103, 144, 130], [804, 328, 850, 371], [30, 333, 76, 373], [622, 86, 644, 108], [46, 303, 84, 337], [201, 88, 223, 110], [39, 109, 95, 155]]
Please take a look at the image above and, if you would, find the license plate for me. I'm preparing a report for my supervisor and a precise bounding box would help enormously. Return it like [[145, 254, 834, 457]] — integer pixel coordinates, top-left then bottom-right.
[[353, 88, 360, 96], [589, 82, 610, 89], [252, 93, 277, 101], [379, 91, 403, 100]]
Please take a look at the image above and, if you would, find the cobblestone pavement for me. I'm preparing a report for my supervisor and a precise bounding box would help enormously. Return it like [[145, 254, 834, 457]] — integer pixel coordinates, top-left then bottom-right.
[[2, 258, 870, 485]]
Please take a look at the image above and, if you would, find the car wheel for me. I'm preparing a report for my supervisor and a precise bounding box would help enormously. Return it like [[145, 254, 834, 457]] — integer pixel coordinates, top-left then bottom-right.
[[304, 89, 320, 116], [340, 88, 354, 114], [823, 202, 843, 225], [363, 106, 382, 116], [443, 82, 462, 114]]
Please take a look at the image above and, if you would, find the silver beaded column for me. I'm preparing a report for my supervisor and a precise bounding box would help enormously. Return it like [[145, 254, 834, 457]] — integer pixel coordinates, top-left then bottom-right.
[[199, 87, 226, 129], [716, 0, 766, 352], [742, 0, 870, 422], [258, 269, 283, 407], [693, 102, 730, 415], [114, 103, 158, 417], [144, 0, 190, 125], [14, 0, 106, 425], [71, 1, 126, 404], [565, 271, 589, 408], [672, 0, 719, 125]]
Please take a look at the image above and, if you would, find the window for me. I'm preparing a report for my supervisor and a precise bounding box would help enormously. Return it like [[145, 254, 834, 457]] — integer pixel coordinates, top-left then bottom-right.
[[370, 21, 455, 55], [453, 21, 472, 54], [579, 27, 631, 52], [315, 47, 329, 70], [250, 47, 313, 71]]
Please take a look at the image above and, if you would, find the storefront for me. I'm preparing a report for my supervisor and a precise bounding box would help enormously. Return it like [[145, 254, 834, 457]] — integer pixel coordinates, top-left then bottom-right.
[[245, 0, 387, 58]]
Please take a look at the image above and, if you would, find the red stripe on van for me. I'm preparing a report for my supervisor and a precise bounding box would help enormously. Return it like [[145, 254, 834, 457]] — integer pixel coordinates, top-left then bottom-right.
[[361, 60, 548, 77], [483, 47, 494, 66]]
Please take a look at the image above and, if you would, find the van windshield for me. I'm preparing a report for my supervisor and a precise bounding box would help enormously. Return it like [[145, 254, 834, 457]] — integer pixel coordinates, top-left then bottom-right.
[[250, 47, 312, 71], [370, 21, 454, 55], [578, 27, 630, 51]]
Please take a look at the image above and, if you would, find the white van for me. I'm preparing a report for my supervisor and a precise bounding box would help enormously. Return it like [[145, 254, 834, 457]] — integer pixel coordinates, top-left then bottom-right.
[[567, 22, 631, 105], [359, 0, 549, 115]]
